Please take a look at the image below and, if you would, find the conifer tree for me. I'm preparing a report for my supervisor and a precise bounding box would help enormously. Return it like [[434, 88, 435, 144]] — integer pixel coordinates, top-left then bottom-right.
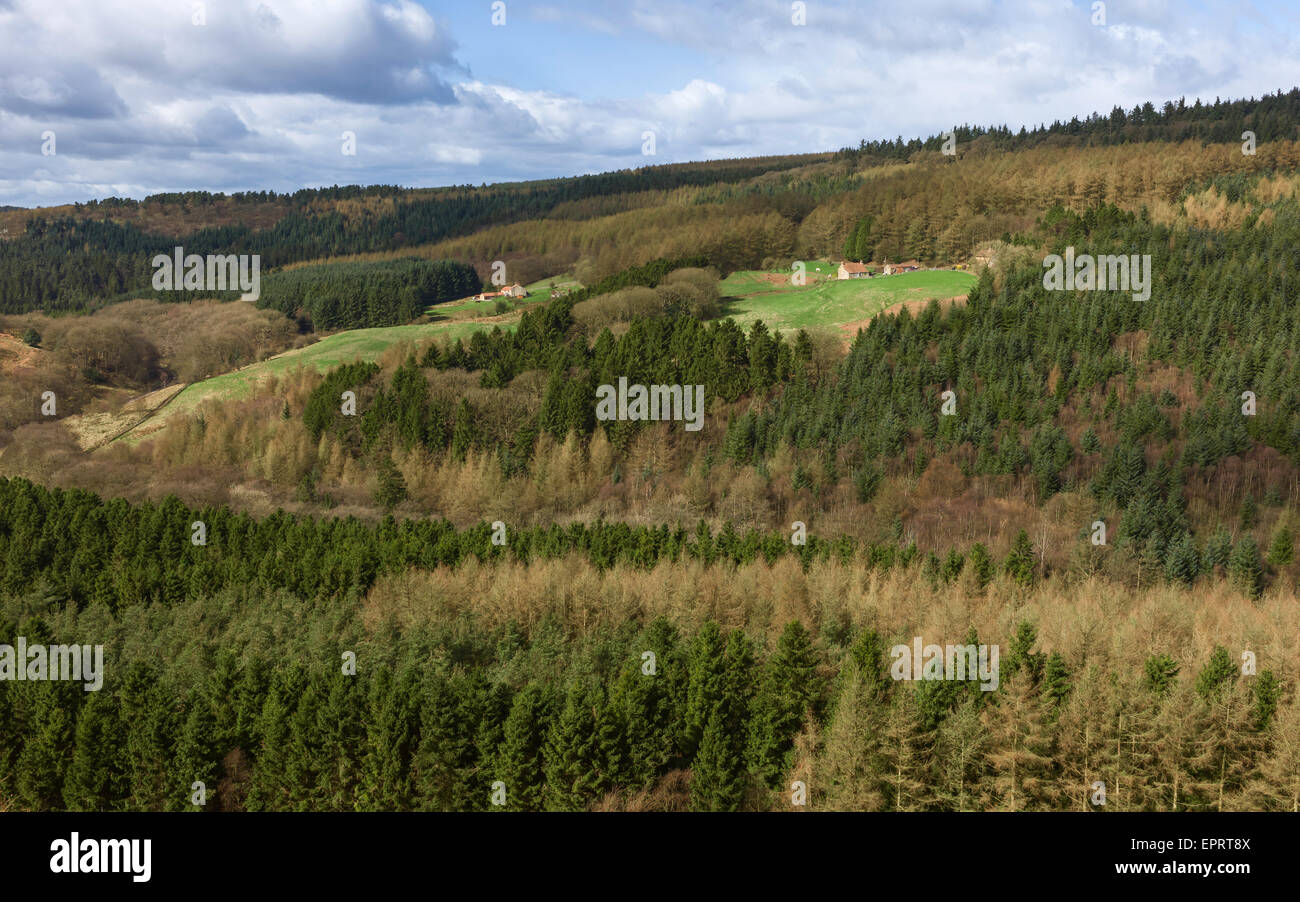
[[1053, 664, 1112, 810], [1195, 646, 1238, 702], [1041, 652, 1072, 718], [748, 621, 822, 788], [1004, 529, 1036, 586], [690, 630, 755, 811], [1252, 670, 1281, 731], [1204, 526, 1233, 571], [1003, 620, 1045, 685], [1164, 532, 1200, 585], [1107, 679, 1160, 811], [1229, 536, 1265, 598], [1150, 683, 1216, 811], [690, 707, 748, 811], [359, 666, 420, 810], [62, 688, 126, 811], [878, 683, 933, 811], [538, 368, 567, 439], [244, 669, 300, 812], [373, 454, 408, 511], [1240, 492, 1259, 530], [614, 619, 685, 787], [1143, 653, 1180, 699], [815, 660, 885, 810], [282, 675, 325, 810], [543, 682, 603, 811], [206, 649, 241, 757], [15, 680, 77, 810], [494, 684, 550, 812], [413, 674, 479, 811], [0, 681, 19, 802], [231, 658, 270, 759], [593, 688, 629, 794], [1201, 683, 1263, 811], [684, 621, 726, 758], [934, 696, 988, 811], [169, 689, 221, 811], [984, 674, 1052, 811], [848, 628, 893, 698], [966, 542, 994, 589], [451, 399, 475, 461], [1267, 524, 1293, 566], [120, 662, 177, 812], [1247, 692, 1300, 811]]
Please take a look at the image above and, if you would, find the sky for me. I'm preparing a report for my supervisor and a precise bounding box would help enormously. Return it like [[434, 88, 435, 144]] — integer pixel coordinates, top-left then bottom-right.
[[0, 0, 1298, 207]]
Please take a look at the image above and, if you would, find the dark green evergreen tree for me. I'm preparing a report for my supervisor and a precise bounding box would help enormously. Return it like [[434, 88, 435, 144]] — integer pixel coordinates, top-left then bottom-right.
[[1195, 646, 1237, 701], [691, 706, 748, 811], [748, 621, 822, 788], [1240, 493, 1259, 530], [169, 689, 220, 811], [684, 621, 726, 758], [494, 684, 550, 812], [1252, 670, 1281, 730], [1004, 529, 1036, 586], [1266, 524, 1293, 566], [62, 688, 126, 811], [1143, 653, 1179, 699], [373, 455, 408, 511], [1229, 536, 1264, 598], [543, 682, 602, 811]]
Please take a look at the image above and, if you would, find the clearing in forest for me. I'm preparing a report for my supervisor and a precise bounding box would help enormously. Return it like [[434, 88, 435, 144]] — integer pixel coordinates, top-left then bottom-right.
[[718, 264, 976, 335]]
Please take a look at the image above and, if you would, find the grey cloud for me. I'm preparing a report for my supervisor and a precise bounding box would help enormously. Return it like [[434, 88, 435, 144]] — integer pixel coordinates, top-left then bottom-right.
[[197, 2, 461, 105], [255, 3, 282, 31], [0, 63, 128, 119], [192, 105, 251, 145]]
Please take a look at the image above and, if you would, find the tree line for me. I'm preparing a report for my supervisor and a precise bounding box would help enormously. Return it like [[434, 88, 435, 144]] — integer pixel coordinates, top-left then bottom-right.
[[836, 87, 1300, 162], [255, 258, 481, 330]]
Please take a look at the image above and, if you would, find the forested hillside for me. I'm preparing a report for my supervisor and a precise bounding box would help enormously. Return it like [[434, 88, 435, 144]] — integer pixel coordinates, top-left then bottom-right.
[[5, 88, 1300, 813], [0, 157, 818, 314], [0, 477, 1296, 812], [7, 91, 1300, 318]]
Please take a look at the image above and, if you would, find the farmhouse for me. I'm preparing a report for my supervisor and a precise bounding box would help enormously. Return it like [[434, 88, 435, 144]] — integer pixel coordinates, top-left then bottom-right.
[[838, 261, 873, 279], [475, 290, 503, 301], [883, 260, 921, 275], [503, 283, 529, 298]]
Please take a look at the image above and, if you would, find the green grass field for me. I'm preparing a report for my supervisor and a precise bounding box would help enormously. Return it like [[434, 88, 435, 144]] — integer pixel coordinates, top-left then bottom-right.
[[719, 264, 976, 334], [426, 275, 583, 319], [114, 318, 518, 445], [427, 297, 514, 318]]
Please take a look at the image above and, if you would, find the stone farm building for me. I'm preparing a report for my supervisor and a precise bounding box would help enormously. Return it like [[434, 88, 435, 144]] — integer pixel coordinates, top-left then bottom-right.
[[882, 260, 921, 275], [838, 261, 873, 279], [476, 283, 529, 301]]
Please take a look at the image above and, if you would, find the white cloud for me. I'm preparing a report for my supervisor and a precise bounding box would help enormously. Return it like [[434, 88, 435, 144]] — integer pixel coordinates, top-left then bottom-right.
[[0, 0, 1298, 205]]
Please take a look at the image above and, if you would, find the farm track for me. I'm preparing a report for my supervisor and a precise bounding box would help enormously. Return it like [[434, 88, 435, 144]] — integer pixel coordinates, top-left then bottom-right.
[[105, 307, 525, 446], [85, 383, 188, 452]]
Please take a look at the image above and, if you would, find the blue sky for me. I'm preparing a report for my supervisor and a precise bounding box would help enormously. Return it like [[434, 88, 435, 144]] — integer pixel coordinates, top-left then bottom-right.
[[1, 0, 1298, 207], [438, 3, 726, 97]]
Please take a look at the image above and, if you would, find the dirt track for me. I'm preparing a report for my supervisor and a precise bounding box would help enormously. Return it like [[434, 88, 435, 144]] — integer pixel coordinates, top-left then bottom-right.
[[0, 332, 41, 375]]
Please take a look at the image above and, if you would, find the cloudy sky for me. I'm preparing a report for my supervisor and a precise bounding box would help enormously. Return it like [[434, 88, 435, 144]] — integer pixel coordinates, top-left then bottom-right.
[[1, 0, 1297, 207]]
